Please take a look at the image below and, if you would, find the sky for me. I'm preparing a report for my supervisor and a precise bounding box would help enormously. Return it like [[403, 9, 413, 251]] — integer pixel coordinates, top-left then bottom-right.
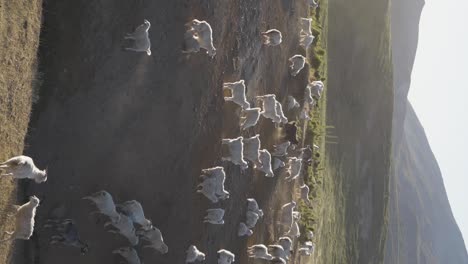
[[408, 0, 468, 250]]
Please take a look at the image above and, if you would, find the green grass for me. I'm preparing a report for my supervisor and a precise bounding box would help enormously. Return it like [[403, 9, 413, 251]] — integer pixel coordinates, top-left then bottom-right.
[[0, 0, 42, 261]]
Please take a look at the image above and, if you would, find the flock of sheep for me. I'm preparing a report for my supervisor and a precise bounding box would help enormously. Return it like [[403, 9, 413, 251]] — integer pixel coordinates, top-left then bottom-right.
[[0, 0, 324, 263]]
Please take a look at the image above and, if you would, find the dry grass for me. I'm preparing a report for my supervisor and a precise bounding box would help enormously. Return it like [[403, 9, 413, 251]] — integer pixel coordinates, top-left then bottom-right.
[[0, 0, 42, 261]]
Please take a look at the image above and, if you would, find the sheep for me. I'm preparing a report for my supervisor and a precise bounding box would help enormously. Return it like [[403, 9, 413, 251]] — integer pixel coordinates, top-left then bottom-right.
[[307, 230, 314, 240], [287, 96, 300, 110], [278, 237, 293, 260], [268, 245, 288, 261], [289, 55, 306, 76], [299, 18, 315, 49], [299, 107, 311, 121], [0, 196, 40, 243], [242, 134, 261, 165], [186, 245, 206, 263], [218, 249, 235, 264], [247, 244, 273, 260], [261, 29, 282, 46], [286, 220, 300, 238], [238, 222, 253, 237], [298, 145, 314, 164], [283, 121, 299, 145], [280, 201, 296, 231], [272, 141, 291, 157], [124, 19, 151, 56], [245, 211, 260, 228], [275, 101, 288, 124], [240, 107, 261, 130], [0, 155, 47, 183], [304, 84, 316, 105], [255, 149, 273, 177], [44, 218, 89, 255], [256, 94, 281, 123], [136, 226, 169, 254], [200, 166, 229, 200], [308, 81, 324, 98], [300, 184, 312, 206], [247, 198, 264, 218], [117, 200, 152, 230], [308, 0, 319, 8], [197, 176, 221, 203], [223, 80, 250, 109], [204, 208, 225, 225], [272, 158, 286, 171], [298, 241, 315, 256], [82, 190, 120, 224], [293, 211, 301, 221], [112, 247, 142, 264], [300, 33, 315, 50], [285, 157, 302, 182], [184, 19, 216, 57], [222, 136, 249, 169], [104, 213, 139, 246], [300, 18, 313, 35]]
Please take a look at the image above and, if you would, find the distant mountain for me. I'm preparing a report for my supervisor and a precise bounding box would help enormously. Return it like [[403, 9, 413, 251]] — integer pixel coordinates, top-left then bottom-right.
[[385, 0, 468, 262]]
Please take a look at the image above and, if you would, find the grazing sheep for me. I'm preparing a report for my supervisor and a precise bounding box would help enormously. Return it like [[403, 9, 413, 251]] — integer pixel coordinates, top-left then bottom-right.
[[117, 200, 152, 230], [300, 18, 315, 49], [238, 222, 253, 237], [222, 137, 249, 169], [300, 18, 313, 35], [280, 201, 296, 231], [44, 218, 89, 255], [299, 107, 312, 121], [278, 237, 293, 260], [285, 157, 302, 182], [300, 184, 312, 206], [104, 213, 138, 246], [307, 230, 314, 240], [223, 80, 250, 109], [300, 33, 315, 50], [256, 94, 281, 123], [186, 245, 206, 263], [136, 226, 169, 254], [286, 220, 300, 238], [308, 0, 319, 8], [283, 121, 299, 145], [0, 196, 40, 242], [255, 149, 273, 177], [201, 166, 229, 200], [261, 29, 282, 46], [275, 101, 288, 124], [218, 249, 235, 264], [204, 208, 225, 225], [304, 84, 316, 105], [0, 155, 47, 183], [184, 19, 216, 57], [247, 244, 273, 260], [197, 176, 225, 203], [124, 19, 151, 56], [273, 158, 286, 171], [287, 96, 300, 110], [112, 247, 142, 264], [243, 134, 261, 165], [247, 198, 264, 218], [289, 55, 306, 76], [268, 245, 288, 261], [82, 190, 120, 224], [272, 141, 291, 157], [308, 81, 325, 98], [240, 107, 261, 130], [245, 211, 260, 228]]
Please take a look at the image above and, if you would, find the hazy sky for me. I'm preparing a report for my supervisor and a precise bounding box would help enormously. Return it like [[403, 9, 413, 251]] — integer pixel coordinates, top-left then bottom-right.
[[408, 0, 468, 250]]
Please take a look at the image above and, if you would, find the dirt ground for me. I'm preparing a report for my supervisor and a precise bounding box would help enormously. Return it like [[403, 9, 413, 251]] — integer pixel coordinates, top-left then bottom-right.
[[15, 0, 313, 263]]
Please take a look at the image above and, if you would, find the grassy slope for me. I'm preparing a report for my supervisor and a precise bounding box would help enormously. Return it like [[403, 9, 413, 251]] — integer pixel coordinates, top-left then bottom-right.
[[0, 0, 42, 262]]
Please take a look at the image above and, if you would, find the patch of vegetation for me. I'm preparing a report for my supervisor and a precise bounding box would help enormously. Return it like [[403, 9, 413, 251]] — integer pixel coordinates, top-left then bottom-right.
[[0, 0, 43, 261]]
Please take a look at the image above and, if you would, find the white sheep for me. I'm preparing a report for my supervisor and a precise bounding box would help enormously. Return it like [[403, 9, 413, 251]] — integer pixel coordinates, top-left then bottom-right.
[[82, 190, 120, 223], [268, 245, 288, 261], [0, 155, 47, 183], [247, 198, 264, 218], [223, 80, 250, 109], [300, 18, 313, 35], [255, 149, 273, 177], [278, 237, 293, 260], [285, 157, 302, 182], [256, 94, 281, 123], [293, 211, 301, 221], [308, 81, 324, 98], [240, 107, 261, 130], [204, 208, 225, 225], [275, 101, 288, 124], [245, 211, 260, 228], [308, 0, 319, 8], [299, 107, 311, 121], [218, 249, 235, 264], [289, 55, 306, 76], [124, 19, 151, 56], [280, 201, 296, 231], [186, 245, 206, 263], [200, 166, 229, 200], [222, 136, 249, 169], [247, 244, 273, 260], [104, 213, 139, 246], [238, 222, 253, 237], [272, 141, 291, 157], [184, 19, 216, 57], [272, 158, 286, 171], [0, 196, 40, 242], [136, 226, 169, 254], [304, 85, 315, 106], [197, 176, 221, 203], [261, 29, 282, 46], [112, 247, 142, 264], [299, 18, 315, 49], [286, 220, 300, 238], [300, 184, 312, 206], [242, 134, 261, 165], [117, 200, 152, 230], [287, 96, 300, 110]]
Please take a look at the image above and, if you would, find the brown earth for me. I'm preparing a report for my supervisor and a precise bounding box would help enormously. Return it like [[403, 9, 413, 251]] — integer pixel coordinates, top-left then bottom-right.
[[16, 0, 314, 263]]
